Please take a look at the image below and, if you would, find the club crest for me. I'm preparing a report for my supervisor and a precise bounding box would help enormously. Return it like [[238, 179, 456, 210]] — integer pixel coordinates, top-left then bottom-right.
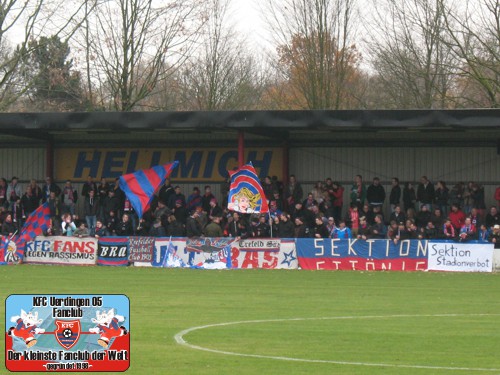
[[55, 320, 81, 349]]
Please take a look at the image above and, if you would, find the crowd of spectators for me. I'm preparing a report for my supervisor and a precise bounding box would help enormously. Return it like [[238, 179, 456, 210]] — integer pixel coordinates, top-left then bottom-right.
[[0, 174, 499, 246]]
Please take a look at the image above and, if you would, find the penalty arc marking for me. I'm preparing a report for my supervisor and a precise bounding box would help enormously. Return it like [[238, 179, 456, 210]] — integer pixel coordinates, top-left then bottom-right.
[[174, 314, 500, 372]]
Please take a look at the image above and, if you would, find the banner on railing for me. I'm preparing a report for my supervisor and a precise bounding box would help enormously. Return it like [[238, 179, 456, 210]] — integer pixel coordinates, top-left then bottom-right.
[[428, 241, 494, 272], [97, 238, 129, 266], [295, 239, 428, 271], [24, 237, 98, 266]]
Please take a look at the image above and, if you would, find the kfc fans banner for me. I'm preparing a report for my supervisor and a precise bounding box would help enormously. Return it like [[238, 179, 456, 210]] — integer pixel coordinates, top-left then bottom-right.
[[428, 241, 494, 272], [24, 237, 98, 266], [296, 239, 428, 271]]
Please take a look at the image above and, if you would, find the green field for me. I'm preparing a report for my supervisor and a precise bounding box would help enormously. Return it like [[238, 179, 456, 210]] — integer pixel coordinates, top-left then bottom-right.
[[2, 266, 500, 374]]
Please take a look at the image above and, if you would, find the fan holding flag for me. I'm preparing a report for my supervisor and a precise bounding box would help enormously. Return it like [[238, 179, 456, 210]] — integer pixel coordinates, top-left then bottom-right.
[[227, 163, 269, 214]]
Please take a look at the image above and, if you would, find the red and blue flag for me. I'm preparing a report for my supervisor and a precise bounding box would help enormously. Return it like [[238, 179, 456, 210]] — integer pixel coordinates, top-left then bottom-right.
[[3, 203, 52, 264], [119, 161, 179, 218], [228, 163, 269, 214]]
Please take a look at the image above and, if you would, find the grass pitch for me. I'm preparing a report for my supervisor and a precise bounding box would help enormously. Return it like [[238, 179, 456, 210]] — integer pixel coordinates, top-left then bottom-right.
[[2, 266, 500, 374]]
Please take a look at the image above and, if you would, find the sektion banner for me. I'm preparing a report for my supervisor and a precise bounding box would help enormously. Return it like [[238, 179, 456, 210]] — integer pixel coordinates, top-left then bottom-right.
[[427, 241, 494, 272], [295, 239, 428, 271], [24, 237, 98, 266]]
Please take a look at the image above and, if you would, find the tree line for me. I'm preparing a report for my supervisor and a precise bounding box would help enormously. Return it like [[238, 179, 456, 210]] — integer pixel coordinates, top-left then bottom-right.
[[0, 0, 498, 112]]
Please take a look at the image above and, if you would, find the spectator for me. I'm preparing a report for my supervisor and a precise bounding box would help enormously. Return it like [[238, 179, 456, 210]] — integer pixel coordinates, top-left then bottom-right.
[[7, 177, 21, 211], [402, 182, 416, 212], [94, 220, 109, 238], [350, 174, 366, 209], [81, 175, 98, 199], [469, 208, 481, 229], [166, 214, 185, 237], [61, 180, 78, 216], [61, 213, 77, 236], [47, 191, 62, 218], [253, 215, 270, 238], [186, 210, 203, 238], [431, 208, 445, 229], [173, 199, 189, 225], [449, 182, 465, 209], [42, 176, 60, 203], [330, 181, 344, 225], [345, 203, 359, 236], [417, 176, 435, 211], [459, 217, 476, 242], [186, 187, 202, 212], [488, 225, 500, 247], [471, 183, 486, 219], [204, 216, 224, 237], [332, 220, 352, 239], [115, 213, 134, 236], [389, 204, 406, 225], [389, 177, 401, 212], [448, 204, 466, 232], [262, 176, 276, 202], [0, 178, 7, 208], [284, 174, 303, 211], [422, 221, 439, 240], [201, 185, 216, 213], [103, 190, 121, 222], [106, 210, 118, 235], [366, 177, 386, 208], [370, 214, 387, 239], [313, 216, 329, 238], [159, 178, 175, 208], [208, 198, 223, 222], [28, 179, 43, 206], [360, 203, 374, 226], [73, 222, 90, 238], [326, 217, 336, 237], [96, 178, 110, 219], [463, 181, 474, 215], [294, 216, 311, 238], [84, 190, 99, 236], [415, 205, 432, 229], [478, 223, 490, 242], [443, 219, 456, 239], [357, 216, 371, 240], [434, 181, 449, 217], [149, 217, 167, 237], [485, 206, 500, 229], [311, 181, 325, 205], [1, 213, 16, 236], [20, 186, 39, 217], [303, 193, 317, 209], [278, 212, 295, 238], [168, 186, 186, 210]]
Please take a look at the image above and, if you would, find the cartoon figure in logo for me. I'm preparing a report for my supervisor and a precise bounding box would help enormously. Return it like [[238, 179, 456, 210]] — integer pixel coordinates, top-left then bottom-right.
[[228, 187, 260, 213], [8, 310, 45, 348], [89, 309, 128, 348]]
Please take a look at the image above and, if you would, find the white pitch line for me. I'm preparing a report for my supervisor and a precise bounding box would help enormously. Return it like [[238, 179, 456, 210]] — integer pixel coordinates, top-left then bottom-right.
[[174, 314, 500, 372]]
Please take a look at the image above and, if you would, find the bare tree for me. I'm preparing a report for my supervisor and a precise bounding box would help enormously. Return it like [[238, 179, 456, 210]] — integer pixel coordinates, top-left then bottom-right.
[[366, 0, 458, 109], [0, 0, 88, 110], [175, 0, 266, 110], [440, 0, 499, 108], [78, 0, 204, 112], [263, 0, 361, 109]]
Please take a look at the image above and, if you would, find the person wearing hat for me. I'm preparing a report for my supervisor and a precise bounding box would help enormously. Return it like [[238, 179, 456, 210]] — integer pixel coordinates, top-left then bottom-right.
[[173, 198, 188, 225], [168, 186, 186, 209], [488, 224, 500, 247]]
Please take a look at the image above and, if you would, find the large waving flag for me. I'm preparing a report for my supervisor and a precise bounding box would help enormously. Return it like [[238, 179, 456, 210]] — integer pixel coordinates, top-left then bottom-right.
[[227, 163, 269, 214], [119, 161, 179, 218], [8, 202, 51, 263]]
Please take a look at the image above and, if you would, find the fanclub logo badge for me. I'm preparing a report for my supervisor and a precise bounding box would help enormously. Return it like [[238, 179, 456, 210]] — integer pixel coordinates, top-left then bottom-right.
[[55, 320, 81, 350]]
